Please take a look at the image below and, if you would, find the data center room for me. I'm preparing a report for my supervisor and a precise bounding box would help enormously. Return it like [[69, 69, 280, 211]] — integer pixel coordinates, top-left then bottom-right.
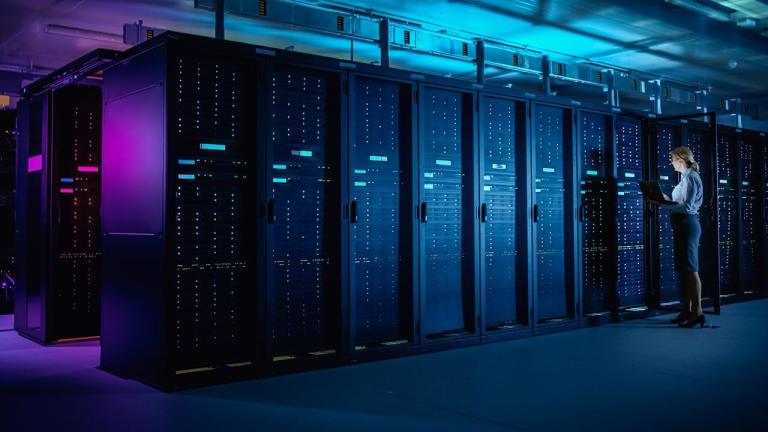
[[1, 1, 768, 431]]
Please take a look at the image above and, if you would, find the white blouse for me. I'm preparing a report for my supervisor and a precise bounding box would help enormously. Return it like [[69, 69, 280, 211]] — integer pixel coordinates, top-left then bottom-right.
[[670, 168, 703, 214]]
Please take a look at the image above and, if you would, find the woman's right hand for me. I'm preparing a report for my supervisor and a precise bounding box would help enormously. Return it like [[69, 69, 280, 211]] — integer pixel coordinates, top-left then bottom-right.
[[662, 193, 671, 201]]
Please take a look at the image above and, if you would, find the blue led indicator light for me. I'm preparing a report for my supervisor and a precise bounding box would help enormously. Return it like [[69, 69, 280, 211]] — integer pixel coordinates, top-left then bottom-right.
[[542, 167, 555, 173], [354, 181, 367, 187], [178, 159, 196, 165], [370, 155, 388, 162], [60, 177, 74, 183], [178, 174, 195, 180], [273, 164, 287, 170], [436, 159, 452, 166], [273, 178, 288, 183], [354, 169, 366, 174], [586, 170, 598, 176], [200, 143, 226, 151], [624, 172, 636, 178]]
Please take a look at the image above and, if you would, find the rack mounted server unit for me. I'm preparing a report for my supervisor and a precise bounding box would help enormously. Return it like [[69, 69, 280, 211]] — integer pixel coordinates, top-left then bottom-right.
[[15, 84, 102, 344]]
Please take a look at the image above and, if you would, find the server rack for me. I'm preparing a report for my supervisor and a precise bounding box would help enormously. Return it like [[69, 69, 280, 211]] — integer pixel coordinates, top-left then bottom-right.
[[577, 110, 616, 318], [647, 114, 720, 314], [735, 130, 763, 298], [15, 84, 102, 344], [615, 115, 647, 310], [417, 83, 479, 345], [716, 127, 739, 298], [101, 37, 260, 388], [762, 132, 768, 294], [263, 61, 346, 368], [478, 94, 530, 339], [347, 74, 418, 356], [531, 103, 577, 330]]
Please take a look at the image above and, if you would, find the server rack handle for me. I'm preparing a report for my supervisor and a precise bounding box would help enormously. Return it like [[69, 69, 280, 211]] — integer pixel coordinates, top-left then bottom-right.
[[350, 200, 359, 223], [578, 204, 584, 222], [533, 204, 539, 222], [267, 199, 276, 223], [480, 203, 488, 223], [420, 202, 428, 223]]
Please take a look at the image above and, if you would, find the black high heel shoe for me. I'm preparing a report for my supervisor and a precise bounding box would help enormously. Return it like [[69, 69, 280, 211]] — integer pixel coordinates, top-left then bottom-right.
[[678, 314, 705, 328], [669, 312, 688, 324]]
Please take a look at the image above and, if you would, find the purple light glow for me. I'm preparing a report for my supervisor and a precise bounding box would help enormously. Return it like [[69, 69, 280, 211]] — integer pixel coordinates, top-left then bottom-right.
[[27, 155, 42, 172], [77, 166, 99, 172]]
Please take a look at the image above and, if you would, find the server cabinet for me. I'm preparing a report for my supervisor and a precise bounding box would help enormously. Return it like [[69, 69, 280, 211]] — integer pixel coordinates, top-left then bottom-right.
[[652, 122, 681, 304], [615, 115, 646, 308], [417, 84, 478, 341], [684, 122, 719, 307], [478, 95, 529, 333], [716, 128, 738, 297], [578, 111, 616, 316], [264, 63, 344, 363], [649, 117, 719, 311], [101, 38, 259, 388], [737, 131, 762, 295], [15, 84, 101, 344], [347, 74, 416, 352], [531, 104, 576, 326]]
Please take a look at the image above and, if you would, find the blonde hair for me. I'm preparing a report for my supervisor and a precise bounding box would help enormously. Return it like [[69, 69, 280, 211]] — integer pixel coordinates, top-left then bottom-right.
[[670, 146, 700, 172]]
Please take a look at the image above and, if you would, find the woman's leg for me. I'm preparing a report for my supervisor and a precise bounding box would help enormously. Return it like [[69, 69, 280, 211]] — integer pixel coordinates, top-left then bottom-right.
[[679, 272, 691, 316], [692, 272, 702, 316]]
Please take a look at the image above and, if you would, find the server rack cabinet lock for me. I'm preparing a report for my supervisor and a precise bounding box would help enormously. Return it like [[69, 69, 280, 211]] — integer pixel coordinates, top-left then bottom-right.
[[420, 202, 428, 223]]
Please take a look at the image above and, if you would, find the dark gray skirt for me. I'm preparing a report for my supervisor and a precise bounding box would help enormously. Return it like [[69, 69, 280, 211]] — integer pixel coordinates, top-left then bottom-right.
[[671, 213, 701, 273]]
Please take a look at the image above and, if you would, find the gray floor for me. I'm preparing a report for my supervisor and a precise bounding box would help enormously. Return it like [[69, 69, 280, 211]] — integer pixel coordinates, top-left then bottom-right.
[[1, 301, 767, 431]]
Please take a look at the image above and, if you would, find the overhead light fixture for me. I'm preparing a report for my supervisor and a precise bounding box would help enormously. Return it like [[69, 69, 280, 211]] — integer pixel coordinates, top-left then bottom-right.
[[737, 18, 757, 27], [45, 24, 124, 44]]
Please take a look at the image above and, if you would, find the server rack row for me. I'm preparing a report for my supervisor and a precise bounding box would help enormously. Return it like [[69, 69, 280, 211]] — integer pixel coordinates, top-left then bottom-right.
[[15, 84, 102, 344], [99, 33, 768, 389]]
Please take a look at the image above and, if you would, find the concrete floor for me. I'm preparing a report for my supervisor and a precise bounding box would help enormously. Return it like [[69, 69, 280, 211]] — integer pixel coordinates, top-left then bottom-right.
[[1, 300, 767, 431]]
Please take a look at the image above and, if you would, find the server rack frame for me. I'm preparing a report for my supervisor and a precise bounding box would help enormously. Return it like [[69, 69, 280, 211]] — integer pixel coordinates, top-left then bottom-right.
[[15, 84, 103, 345], [646, 113, 721, 316], [530, 101, 579, 334], [345, 71, 421, 362], [416, 80, 481, 351], [477, 92, 533, 343]]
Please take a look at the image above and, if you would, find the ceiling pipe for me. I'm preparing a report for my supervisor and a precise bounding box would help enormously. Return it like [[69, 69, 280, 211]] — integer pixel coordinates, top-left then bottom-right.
[[44, 24, 124, 44]]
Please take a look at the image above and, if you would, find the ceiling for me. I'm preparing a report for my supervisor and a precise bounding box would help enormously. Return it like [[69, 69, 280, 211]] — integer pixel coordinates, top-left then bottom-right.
[[1, 0, 767, 105]]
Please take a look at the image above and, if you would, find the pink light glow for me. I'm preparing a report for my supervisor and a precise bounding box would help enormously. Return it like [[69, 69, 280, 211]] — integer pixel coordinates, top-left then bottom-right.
[[60, 188, 74, 194], [77, 166, 99, 173], [27, 155, 42, 172]]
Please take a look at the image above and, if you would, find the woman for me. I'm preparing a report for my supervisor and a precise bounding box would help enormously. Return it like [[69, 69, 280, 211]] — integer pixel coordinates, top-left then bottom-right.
[[661, 146, 705, 328]]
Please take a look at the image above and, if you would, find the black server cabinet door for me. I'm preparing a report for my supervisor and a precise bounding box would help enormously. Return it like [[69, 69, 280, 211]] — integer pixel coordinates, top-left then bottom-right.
[[50, 85, 102, 340], [655, 124, 681, 304], [579, 111, 614, 315], [739, 132, 760, 292], [479, 96, 527, 330], [615, 116, 645, 307], [716, 131, 738, 295], [169, 54, 253, 371], [267, 66, 341, 356], [348, 76, 414, 349], [418, 85, 476, 338], [532, 105, 574, 322]]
